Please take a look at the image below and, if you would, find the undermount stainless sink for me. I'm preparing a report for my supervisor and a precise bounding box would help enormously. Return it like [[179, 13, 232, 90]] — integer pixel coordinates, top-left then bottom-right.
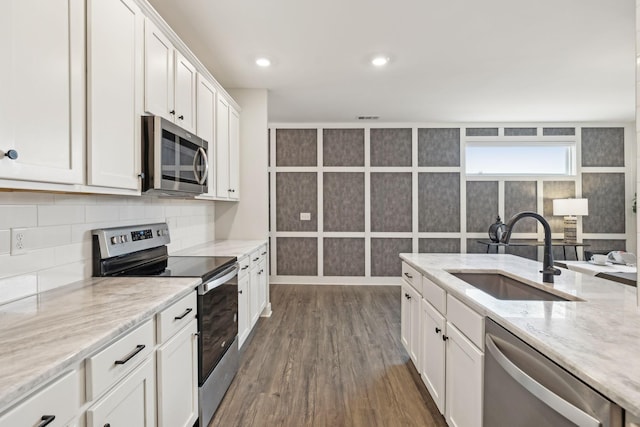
[[451, 273, 580, 301]]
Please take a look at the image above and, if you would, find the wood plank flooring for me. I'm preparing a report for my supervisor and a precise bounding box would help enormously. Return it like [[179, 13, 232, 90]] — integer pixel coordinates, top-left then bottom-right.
[[209, 285, 447, 427]]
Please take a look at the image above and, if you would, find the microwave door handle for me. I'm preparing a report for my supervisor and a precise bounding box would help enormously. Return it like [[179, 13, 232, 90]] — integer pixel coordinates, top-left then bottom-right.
[[485, 334, 600, 427], [192, 147, 208, 185]]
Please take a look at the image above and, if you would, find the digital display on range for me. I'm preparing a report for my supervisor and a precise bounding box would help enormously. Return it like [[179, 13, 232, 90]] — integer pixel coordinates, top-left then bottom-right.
[[131, 229, 154, 241]]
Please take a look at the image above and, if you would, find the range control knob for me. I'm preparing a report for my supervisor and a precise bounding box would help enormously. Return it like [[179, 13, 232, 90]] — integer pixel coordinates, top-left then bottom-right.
[[110, 236, 118, 245]]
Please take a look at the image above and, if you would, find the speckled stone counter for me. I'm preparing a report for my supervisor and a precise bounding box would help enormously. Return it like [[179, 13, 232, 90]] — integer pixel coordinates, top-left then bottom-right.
[[0, 276, 200, 412], [174, 239, 267, 258], [400, 253, 640, 416]]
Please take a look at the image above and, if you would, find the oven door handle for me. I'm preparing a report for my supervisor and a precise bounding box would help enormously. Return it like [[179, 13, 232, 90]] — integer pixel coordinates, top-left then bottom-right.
[[485, 334, 600, 427], [199, 264, 239, 295]]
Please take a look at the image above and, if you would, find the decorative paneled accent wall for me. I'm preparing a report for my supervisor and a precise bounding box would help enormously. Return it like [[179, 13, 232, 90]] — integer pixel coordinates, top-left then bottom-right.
[[269, 124, 635, 284]]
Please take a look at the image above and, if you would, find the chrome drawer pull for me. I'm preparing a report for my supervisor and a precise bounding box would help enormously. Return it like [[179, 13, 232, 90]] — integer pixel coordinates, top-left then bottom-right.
[[174, 307, 193, 320], [114, 344, 145, 365]]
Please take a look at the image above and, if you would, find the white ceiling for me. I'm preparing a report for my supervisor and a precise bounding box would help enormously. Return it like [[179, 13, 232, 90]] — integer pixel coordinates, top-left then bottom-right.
[[148, 0, 636, 123]]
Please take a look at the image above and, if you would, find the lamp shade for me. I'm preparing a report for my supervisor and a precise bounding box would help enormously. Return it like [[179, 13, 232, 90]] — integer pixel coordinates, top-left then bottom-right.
[[553, 198, 588, 216]]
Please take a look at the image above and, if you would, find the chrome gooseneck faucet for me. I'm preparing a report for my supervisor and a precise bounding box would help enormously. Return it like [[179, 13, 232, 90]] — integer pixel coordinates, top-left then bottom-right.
[[500, 211, 561, 283]]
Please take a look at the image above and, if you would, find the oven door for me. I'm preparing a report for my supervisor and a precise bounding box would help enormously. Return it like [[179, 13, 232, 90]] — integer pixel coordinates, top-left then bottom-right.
[[197, 264, 239, 385]]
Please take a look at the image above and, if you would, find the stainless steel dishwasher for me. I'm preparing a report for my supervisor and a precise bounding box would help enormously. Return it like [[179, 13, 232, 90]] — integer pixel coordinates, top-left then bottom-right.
[[484, 318, 623, 427]]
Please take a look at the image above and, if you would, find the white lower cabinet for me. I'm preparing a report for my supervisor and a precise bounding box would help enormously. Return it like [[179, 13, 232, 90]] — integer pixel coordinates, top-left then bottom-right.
[[401, 262, 485, 427], [86, 356, 155, 427], [401, 280, 421, 368], [157, 319, 198, 427], [444, 322, 484, 427], [238, 244, 269, 348], [0, 370, 79, 427], [420, 299, 446, 414]]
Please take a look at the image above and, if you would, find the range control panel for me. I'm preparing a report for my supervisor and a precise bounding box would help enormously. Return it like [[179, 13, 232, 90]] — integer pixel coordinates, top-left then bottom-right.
[[93, 223, 171, 258]]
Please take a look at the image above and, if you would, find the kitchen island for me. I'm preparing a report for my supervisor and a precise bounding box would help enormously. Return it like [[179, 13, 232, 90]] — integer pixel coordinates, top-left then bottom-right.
[[400, 253, 640, 419]]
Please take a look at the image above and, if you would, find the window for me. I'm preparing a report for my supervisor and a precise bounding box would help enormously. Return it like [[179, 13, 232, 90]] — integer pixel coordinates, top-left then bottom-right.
[[465, 142, 575, 176]]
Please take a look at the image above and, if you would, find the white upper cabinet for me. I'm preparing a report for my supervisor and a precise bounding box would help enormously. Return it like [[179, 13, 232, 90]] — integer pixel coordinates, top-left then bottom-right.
[[196, 75, 217, 196], [144, 19, 197, 134], [215, 96, 231, 198], [215, 96, 240, 200], [228, 107, 240, 200], [174, 52, 197, 133], [0, 0, 84, 184], [86, 0, 143, 191], [144, 19, 174, 121]]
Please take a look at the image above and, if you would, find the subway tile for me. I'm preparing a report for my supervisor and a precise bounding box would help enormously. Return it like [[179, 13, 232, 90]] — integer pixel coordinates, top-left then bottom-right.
[[144, 205, 165, 220], [119, 205, 146, 221], [0, 230, 9, 255], [0, 192, 55, 205], [54, 241, 91, 265], [54, 194, 97, 205], [38, 261, 88, 293], [86, 205, 120, 223], [0, 274, 37, 305], [38, 205, 85, 226], [0, 249, 57, 280], [26, 225, 72, 251], [0, 206, 38, 228]]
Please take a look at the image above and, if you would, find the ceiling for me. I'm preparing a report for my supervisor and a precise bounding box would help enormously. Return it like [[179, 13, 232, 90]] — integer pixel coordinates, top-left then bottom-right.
[[147, 0, 636, 123]]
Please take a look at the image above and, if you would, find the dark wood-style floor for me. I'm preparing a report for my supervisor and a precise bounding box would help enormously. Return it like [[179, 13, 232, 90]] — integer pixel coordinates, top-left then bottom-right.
[[209, 284, 447, 427]]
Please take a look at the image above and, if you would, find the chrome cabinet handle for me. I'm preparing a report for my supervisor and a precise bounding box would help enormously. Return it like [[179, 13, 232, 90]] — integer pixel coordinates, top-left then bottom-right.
[[114, 344, 145, 365], [38, 415, 55, 427], [485, 334, 600, 427], [174, 307, 193, 320], [404, 272, 413, 279]]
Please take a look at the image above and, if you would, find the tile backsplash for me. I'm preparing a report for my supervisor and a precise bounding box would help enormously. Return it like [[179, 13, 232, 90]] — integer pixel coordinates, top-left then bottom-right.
[[0, 192, 215, 305]]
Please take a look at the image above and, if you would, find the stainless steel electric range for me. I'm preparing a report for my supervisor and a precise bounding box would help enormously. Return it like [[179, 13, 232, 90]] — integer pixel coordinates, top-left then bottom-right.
[[92, 223, 238, 427]]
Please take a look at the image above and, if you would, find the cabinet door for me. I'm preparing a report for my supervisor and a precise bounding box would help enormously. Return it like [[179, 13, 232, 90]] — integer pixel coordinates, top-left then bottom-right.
[[237, 272, 250, 348], [215, 96, 230, 198], [174, 52, 197, 133], [228, 107, 240, 199], [445, 322, 484, 427], [249, 265, 260, 328], [196, 75, 216, 196], [257, 257, 268, 314], [407, 284, 421, 369], [87, 356, 156, 427], [144, 18, 174, 120], [87, 0, 142, 190], [400, 282, 411, 354], [157, 319, 198, 427], [0, 0, 83, 184], [421, 299, 446, 415]]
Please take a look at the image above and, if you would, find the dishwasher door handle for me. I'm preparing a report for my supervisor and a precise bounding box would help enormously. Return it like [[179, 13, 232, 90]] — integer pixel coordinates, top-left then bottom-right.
[[485, 334, 601, 427]]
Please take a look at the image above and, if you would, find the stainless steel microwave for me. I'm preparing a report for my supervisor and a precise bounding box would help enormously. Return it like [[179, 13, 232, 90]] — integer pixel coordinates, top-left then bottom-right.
[[141, 116, 209, 196]]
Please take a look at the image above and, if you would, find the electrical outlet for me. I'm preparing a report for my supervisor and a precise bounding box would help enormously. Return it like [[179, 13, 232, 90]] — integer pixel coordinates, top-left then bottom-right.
[[11, 228, 27, 255], [300, 212, 311, 221]]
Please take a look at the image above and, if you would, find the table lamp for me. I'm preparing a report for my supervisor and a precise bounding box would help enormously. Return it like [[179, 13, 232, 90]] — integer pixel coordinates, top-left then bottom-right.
[[553, 198, 588, 243]]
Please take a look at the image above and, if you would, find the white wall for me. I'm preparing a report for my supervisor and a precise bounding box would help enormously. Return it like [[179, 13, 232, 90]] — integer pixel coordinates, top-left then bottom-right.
[[215, 89, 269, 240], [0, 192, 215, 305]]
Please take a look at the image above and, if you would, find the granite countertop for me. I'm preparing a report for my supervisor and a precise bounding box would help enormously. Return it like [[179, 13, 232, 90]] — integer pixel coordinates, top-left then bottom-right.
[[0, 276, 200, 412], [400, 253, 640, 416], [173, 239, 268, 258]]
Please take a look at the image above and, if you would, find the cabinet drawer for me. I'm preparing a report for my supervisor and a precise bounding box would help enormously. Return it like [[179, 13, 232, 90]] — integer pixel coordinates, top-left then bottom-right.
[[402, 262, 421, 292], [86, 319, 154, 401], [238, 255, 250, 277], [157, 292, 197, 344], [422, 276, 446, 315], [0, 370, 79, 427], [249, 249, 262, 267], [446, 295, 484, 350]]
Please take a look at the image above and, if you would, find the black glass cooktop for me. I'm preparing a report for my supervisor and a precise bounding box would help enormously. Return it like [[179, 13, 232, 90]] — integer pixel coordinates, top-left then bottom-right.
[[121, 256, 237, 282]]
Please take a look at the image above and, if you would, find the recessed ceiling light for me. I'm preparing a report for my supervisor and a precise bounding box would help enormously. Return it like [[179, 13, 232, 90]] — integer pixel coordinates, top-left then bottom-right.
[[371, 56, 389, 67], [255, 57, 271, 67]]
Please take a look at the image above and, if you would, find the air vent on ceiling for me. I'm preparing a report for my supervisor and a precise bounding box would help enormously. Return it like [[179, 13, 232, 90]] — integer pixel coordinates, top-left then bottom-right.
[[357, 116, 379, 120]]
